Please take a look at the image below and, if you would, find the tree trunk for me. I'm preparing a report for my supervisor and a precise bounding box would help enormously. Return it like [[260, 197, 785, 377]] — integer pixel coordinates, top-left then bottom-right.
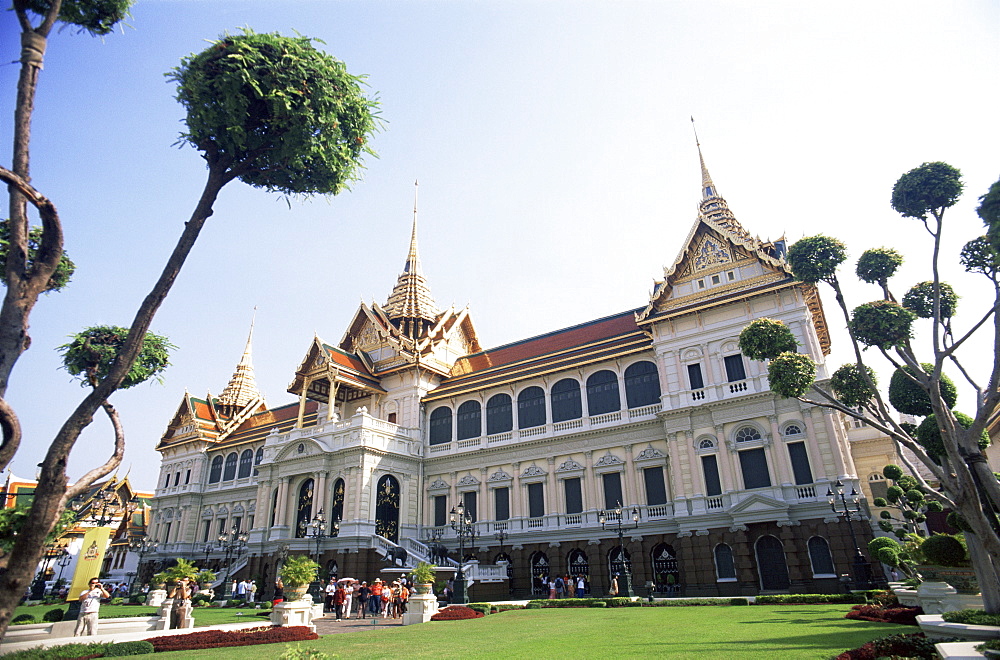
[[968, 534, 1000, 613], [0, 166, 228, 640]]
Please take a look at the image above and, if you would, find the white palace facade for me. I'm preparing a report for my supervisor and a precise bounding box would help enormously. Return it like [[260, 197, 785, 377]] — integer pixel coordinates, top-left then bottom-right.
[[149, 148, 876, 599]]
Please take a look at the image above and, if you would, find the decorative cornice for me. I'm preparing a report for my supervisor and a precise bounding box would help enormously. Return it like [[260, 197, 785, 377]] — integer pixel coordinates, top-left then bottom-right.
[[428, 478, 449, 490], [488, 470, 512, 482], [522, 465, 546, 478], [457, 475, 479, 487], [556, 459, 584, 472], [594, 453, 624, 468], [635, 446, 665, 462]]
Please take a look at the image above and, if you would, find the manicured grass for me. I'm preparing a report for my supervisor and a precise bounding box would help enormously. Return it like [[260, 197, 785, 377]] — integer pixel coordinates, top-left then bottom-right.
[[11, 604, 272, 627], [149, 604, 911, 660]]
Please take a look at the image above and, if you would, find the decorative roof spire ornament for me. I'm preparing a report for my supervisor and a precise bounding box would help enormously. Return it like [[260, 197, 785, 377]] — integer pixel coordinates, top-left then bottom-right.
[[690, 117, 753, 244], [383, 181, 440, 339], [217, 308, 265, 414]]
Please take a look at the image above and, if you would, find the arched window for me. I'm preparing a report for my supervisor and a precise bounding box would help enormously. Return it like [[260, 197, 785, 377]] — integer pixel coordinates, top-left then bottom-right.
[[651, 543, 680, 592], [551, 378, 582, 422], [325, 560, 338, 582], [331, 478, 345, 523], [568, 549, 590, 579], [608, 546, 631, 583], [429, 407, 452, 445], [375, 475, 401, 543], [807, 537, 836, 576], [295, 478, 315, 538], [586, 370, 620, 416], [624, 361, 661, 408], [518, 387, 546, 429], [209, 456, 223, 484], [714, 543, 736, 580], [222, 453, 238, 481], [253, 447, 264, 476], [456, 400, 482, 441], [699, 438, 715, 450], [755, 535, 790, 591], [783, 423, 803, 437], [486, 394, 513, 435], [735, 426, 762, 443], [530, 552, 549, 596], [238, 449, 253, 479]]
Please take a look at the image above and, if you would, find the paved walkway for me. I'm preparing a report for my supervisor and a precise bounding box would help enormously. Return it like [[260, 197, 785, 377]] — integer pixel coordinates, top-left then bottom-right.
[[313, 613, 403, 635]]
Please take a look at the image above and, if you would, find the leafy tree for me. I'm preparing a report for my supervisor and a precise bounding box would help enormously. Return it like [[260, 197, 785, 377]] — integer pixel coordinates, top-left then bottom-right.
[[737, 318, 797, 361], [0, 7, 380, 639], [856, 247, 903, 301], [759, 161, 1000, 612], [0, 221, 74, 292]]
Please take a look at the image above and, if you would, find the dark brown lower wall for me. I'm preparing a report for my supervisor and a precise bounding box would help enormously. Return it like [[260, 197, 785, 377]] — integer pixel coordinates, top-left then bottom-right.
[[237, 516, 875, 602]]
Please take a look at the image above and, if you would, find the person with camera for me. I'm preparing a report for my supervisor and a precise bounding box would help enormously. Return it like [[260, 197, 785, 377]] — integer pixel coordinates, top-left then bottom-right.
[[74, 578, 110, 637]]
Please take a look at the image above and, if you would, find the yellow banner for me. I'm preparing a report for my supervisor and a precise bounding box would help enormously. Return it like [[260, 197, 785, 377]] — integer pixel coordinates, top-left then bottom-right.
[[66, 527, 112, 601]]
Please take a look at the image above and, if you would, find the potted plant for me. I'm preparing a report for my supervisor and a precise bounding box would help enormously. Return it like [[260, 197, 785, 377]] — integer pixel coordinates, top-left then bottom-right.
[[194, 569, 217, 593], [279, 555, 319, 601], [412, 561, 435, 594]]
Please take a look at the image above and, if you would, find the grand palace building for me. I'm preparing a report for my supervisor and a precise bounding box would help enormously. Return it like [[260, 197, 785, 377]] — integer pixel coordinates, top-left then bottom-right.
[[148, 146, 879, 599]]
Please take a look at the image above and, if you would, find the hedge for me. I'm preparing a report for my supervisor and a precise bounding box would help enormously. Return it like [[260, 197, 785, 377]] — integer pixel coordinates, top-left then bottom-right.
[[845, 604, 923, 626], [104, 640, 155, 656], [430, 606, 484, 621], [146, 626, 317, 652], [755, 593, 867, 605]]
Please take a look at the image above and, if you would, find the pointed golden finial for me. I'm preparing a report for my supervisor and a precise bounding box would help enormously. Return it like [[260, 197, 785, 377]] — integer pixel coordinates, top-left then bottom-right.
[[691, 116, 716, 200]]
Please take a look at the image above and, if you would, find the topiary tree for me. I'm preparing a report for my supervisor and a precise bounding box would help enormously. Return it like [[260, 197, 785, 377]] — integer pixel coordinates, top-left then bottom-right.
[[0, 17, 381, 638], [856, 248, 903, 301], [920, 534, 969, 568], [915, 411, 990, 465], [755, 161, 1000, 612], [738, 318, 797, 361], [872, 464, 943, 539]]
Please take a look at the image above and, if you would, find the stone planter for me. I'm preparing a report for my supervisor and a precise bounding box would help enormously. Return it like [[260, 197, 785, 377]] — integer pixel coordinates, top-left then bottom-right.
[[285, 585, 310, 601], [919, 565, 980, 594], [918, 614, 1000, 641], [413, 583, 433, 595]]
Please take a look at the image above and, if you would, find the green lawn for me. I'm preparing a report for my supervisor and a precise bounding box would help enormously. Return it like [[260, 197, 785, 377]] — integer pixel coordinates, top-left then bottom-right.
[[149, 604, 910, 660], [11, 604, 272, 627]]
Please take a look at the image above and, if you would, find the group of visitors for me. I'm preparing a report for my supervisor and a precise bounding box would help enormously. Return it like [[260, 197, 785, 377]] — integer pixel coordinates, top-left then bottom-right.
[[322, 576, 410, 621], [234, 578, 258, 602], [541, 573, 590, 598]]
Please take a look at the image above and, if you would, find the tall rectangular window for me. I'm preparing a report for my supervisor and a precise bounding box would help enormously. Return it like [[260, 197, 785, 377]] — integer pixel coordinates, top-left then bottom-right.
[[724, 354, 746, 381], [217, 518, 227, 537], [462, 491, 478, 522], [173, 472, 181, 487], [643, 467, 668, 505], [701, 455, 722, 496], [787, 442, 814, 485], [564, 478, 583, 514], [739, 448, 772, 489], [687, 363, 705, 389], [233, 516, 242, 533], [527, 483, 545, 518], [203, 520, 211, 543], [434, 495, 448, 527], [248, 515, 254, 530], [185, 469, 191, 484], [494, 487, 509, 521], [602, 472, 623, 510]]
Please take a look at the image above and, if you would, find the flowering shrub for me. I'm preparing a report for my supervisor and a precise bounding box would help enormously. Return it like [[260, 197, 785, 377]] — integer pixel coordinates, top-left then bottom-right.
[[145, 625, 317, 652], [834, 632, 940, 660], [844, 604, 923, 626], [430, 606, 485, 621]]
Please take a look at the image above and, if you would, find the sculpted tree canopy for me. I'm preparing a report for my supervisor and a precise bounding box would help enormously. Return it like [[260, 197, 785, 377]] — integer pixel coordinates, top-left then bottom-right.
[[758, 163, 1000, 612], [170, 30, 380, 196], [0, 220, 74, 293], [0, 12, 381, 639]]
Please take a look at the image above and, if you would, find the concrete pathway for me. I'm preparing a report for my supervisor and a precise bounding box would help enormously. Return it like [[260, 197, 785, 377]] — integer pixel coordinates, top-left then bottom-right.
[[313, 613, 403, 635]]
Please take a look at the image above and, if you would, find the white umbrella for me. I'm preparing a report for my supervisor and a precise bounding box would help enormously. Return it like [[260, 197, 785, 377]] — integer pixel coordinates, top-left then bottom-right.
[[337, 577, 358, 583]]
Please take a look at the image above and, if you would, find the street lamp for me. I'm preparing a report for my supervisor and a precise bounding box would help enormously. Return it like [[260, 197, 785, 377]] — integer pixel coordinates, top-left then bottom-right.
[[827, 480, 874, 590], [216, 525, 249, 598], [449, 502, 477, 604], [306, 509, 340, 599], [78, 486, 138, 526], [599, 501, 639, 598], [30, 546, 63, 599], [494, 529, 512, 595], [128, 537, 159, 595], [55, 549, 72, 583]]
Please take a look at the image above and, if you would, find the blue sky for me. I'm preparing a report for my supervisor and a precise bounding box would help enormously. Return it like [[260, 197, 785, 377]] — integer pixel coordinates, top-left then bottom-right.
[[1, 0, 998, 490]]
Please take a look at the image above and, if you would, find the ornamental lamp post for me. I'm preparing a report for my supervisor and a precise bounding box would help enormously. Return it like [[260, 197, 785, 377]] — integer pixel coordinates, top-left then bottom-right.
[[599, 501, 640, 598], [494, 529, 512, 594], [827, 480, 874, 590], [449, 502, 477, 604], [55, 549, 72, 583], [306, 509, 339, 599], [128, 537, 159, 596], [217, 525, 249, 599]]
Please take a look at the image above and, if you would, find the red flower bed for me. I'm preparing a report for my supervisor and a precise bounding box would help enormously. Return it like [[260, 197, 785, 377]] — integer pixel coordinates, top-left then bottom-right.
[[431, 606, 485, 621], [835, 632, 935, 660], [145, 625, 317, 652], [845, 604, 923, 626]]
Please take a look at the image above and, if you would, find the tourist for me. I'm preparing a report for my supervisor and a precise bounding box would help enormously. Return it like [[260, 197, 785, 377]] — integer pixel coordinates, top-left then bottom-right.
[[167, 577, 192, 630], [248, 580, 257, 603], [73, 578, 110, 636], [333, 583, 347, 621], [324, 578, 337, 613], [554, 574, 565, 598], [398, 582, 409, 617], [273, 579, 285, 605], [548, 576, 556, 599], [369, 578, 383, 616], [357, 581, 370, 618], [565, 574, 575, 598], [610, 574, 619, 596], [343, 580, 354, 619], [576, 574, 586, 597]]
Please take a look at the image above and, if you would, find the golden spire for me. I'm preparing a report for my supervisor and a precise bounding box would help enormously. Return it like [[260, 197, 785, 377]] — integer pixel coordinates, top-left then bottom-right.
[[690, 118, 753, 244], [383, 181, 440, 337], [217, 308, 265, 413]]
